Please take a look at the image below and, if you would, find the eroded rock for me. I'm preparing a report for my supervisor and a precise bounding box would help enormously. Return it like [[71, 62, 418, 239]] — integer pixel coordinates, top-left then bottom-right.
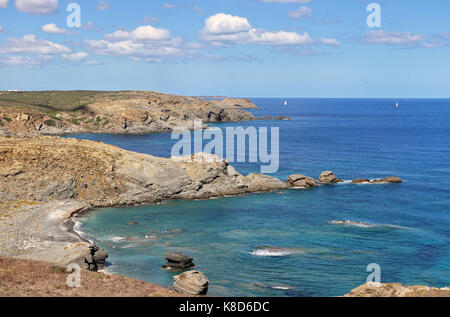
[[318, 171, 343, 184], [173, 270, 209, 295], [286, 174, 318, 188]]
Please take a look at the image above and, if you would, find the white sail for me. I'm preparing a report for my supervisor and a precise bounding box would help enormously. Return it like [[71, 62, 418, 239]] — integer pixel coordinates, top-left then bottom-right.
[[284, 100, 288, 106]]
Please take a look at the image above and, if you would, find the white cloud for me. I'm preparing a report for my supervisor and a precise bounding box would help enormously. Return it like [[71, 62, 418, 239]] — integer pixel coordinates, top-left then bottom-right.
[[0, 55, 53, 68], [203, 13, 251, 35], [321, 38, 340, 47], [288, 6, 312, 19], [363, 31, 425, 45], [15, 0, 58, 15], [62, 51, 88, 62], [162, 3, 176, 9], [42, 23, 74, 35], [0, 25, 3, 33], [85, 26, 200, 62], [97, 0, 110, 11], [0, 34, 71, 54], [0, 0, 9, 8], [105, 25, 171, 41], [200, 13, 314, 46], [262, 0, 311, 3]]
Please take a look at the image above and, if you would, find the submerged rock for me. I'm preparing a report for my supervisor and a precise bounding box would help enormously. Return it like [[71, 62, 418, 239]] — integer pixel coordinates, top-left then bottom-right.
[[351, 179, 371, 184], [351, 177, 402, 184], [318, 171, 343, 184], [173, 270, 209, 295], [163, 252, 195, 270], [286, 174, 318, 188], [372, 177, 402, 184]]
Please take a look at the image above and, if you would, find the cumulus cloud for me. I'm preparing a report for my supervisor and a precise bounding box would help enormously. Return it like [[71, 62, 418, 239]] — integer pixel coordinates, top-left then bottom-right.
[[288, 6, 312, 19], [105, 25, 171, 42], [200, 13, 314, 46], [84, 26, 201, 62], [0, 34, 71, 54], [42, 23, 75, 35], [203, 13, 251, 35], [0, 55, 53, 68], [62, 51, 88, 62], [321, 38, 340, 47], [0, 0, 9, 8], [15, 0, 58, 15], [97, 0, 110, 11]]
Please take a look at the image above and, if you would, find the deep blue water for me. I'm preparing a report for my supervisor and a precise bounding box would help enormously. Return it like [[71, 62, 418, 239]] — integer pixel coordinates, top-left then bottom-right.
[[71, 98, 450, 296]]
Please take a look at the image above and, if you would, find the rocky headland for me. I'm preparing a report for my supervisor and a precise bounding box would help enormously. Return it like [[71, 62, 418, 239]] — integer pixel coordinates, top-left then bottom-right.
[[0, 136, 286, 207], [0, 91, 260, 137]]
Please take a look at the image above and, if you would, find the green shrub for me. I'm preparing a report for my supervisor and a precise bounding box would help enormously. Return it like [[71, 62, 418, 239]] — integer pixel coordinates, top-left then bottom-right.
[[44, 120, 56, 126]]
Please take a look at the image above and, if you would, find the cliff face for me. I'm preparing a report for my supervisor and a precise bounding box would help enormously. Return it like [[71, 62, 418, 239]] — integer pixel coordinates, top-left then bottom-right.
[[0, 137, 286, 207], [0, 91, 255, 137]]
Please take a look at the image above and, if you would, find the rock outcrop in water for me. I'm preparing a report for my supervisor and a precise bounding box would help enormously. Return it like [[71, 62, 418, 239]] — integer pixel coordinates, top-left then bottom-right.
[[286, 174, 318, 189], [345, 282, 450, 297], [318, 171, 343, 184], [0, 137, 286, 207], [163, 252, 195, 270], [173, 270, 209, 295]]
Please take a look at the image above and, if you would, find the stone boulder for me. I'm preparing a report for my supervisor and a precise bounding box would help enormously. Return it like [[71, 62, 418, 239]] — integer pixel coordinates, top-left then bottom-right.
[[318, 171, 343, 184], [163, 252, 195, 270], [173, 270, 209, 295], [286, 174, 318, 189]]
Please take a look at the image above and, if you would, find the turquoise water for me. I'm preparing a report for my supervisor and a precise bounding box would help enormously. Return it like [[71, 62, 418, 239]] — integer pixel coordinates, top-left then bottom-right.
[[73, 98, 450, 296]]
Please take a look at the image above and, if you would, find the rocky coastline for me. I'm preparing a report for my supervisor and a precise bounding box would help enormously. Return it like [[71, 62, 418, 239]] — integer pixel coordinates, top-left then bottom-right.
[[0, 90, 444, 297], [0, 135, 411, 296]]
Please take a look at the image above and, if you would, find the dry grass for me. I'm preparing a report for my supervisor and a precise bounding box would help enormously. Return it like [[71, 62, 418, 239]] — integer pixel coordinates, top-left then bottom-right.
[[0, 257, 189, 297]]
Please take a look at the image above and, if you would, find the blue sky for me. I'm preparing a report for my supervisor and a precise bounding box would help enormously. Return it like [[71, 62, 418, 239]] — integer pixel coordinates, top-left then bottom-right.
[[0, 0, 449, 97]]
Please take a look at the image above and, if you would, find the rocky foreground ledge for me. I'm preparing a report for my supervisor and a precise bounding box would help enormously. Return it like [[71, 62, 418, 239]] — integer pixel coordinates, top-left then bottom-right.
[[345, 282, 450, 297]]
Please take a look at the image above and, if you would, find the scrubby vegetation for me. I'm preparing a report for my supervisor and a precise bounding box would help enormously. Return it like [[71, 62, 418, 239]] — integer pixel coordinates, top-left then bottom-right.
[[0, 90, 137, 114]]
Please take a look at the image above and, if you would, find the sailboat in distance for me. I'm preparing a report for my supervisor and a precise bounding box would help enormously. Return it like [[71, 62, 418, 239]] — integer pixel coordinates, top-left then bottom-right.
[[284, 100, 288, 106], [396, 101, 399, 108]]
